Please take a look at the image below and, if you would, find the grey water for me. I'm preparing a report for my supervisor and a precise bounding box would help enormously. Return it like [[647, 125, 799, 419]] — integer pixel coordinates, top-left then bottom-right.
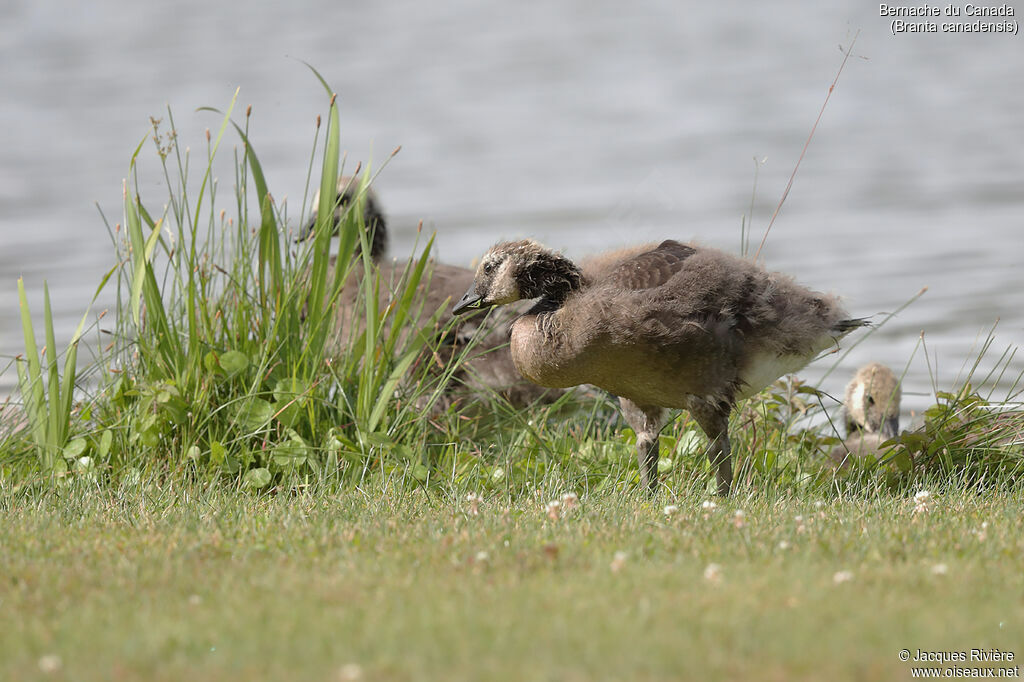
[[2, 0, 1022, 423]]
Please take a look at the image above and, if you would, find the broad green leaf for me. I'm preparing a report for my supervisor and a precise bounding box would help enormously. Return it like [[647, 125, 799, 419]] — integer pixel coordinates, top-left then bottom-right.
[[273, 377, 310, 427], [272, 377, 309, 405], [235, 399, 274, 431], [120, 468, 141, 486], [272, 436, 308, 468], [274, 403, 301, 428], [62, 438, 88, 459], [410, 463, 429, 482], [210, 441, 226, 465], [204, 351, 224, 376], [243, 467, 272, 490], [97, 430, 113, 458], [219, 350, 250, 377]]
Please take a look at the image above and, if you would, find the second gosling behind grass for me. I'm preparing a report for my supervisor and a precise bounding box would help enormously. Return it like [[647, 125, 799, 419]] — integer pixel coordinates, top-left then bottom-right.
[[454, 239, 867, 495], [829, 362, 901, 468], [302, 177, 560, 409]]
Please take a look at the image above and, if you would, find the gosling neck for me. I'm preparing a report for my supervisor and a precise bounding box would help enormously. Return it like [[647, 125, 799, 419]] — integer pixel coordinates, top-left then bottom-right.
[[519, 253, 583, 315]]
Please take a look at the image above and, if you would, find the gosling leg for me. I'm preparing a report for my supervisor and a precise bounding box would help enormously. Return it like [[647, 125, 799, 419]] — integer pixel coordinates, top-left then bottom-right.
[[690, 400, 733, 496], [620, 398, 668, 495]]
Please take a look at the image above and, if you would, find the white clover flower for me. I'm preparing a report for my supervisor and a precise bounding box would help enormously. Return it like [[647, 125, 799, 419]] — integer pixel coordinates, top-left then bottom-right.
[[38, 655, 62, 675], [663, 504, 679, 517], [465, 492, 483, 516], [700, 500, 718, 511], [778, 540, 791, 551], [832, 570, 854, 584], [337, 663, 363, 681], [703, 563, 723, 583], [545, 500, 561, 521], [931, 563, 949, 576], [610, 551, 628, 573], [561, 492, 579, 511], [732, 510, 746, 528], [912, 490, 934, 514]]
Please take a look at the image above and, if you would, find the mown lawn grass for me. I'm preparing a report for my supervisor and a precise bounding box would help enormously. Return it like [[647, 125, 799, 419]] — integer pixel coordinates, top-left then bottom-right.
[[3, 480, 1021, 681]]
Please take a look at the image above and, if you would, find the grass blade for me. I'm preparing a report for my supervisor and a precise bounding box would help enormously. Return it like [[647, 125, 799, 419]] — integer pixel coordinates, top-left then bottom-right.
[[307, 91, 341, 333], [16, 278, 49, 466], [43, 283, 63, 452]]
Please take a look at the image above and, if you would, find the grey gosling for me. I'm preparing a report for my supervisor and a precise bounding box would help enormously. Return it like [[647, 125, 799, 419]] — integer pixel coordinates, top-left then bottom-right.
[[303, 178, 558, 408], [829, 362, 901, 468], [454, 239, 867, 495], [298, 176, 388, 260]]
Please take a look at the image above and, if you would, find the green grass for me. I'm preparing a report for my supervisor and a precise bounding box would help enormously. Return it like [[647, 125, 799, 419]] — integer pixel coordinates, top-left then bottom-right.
[[2, 73, 1021, 493], [2, 77, 1024, 680], [2, 481, 1022, 681]]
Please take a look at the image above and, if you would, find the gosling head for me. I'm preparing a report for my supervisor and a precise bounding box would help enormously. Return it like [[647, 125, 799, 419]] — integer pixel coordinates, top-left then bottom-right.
[[844, 362, 901, 439], [298, 176, 387, 260], [453, 240, 583, 315]]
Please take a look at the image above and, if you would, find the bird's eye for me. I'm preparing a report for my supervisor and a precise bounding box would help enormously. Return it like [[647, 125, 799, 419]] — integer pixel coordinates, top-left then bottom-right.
[[483, 262, 495, 275]]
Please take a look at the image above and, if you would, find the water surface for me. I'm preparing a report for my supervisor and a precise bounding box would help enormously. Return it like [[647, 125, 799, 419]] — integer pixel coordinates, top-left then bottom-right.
[[2, 0, 1022, 422]]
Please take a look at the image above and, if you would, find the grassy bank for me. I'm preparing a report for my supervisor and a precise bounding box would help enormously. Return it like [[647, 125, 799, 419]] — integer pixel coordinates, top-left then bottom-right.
[[2, 481, 1022, 681], [2, 76, 1022, 493], [2, 80, 1024, 680]]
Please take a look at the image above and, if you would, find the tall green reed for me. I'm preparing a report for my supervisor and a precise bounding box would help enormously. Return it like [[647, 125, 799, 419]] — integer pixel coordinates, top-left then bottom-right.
[[4, 70, 1022, 496], [15, 282, 84, 471], [6, 73, 479, 488]]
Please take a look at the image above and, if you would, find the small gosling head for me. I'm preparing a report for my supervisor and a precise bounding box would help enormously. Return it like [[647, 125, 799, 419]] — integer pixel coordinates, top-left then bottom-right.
[[844, 362, 901, 439], [298, 176, 386, 257], [453, 240, 581, 315]]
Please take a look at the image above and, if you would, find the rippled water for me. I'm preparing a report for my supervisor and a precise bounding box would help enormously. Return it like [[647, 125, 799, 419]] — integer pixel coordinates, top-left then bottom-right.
[[2, 0, 1022, 421]]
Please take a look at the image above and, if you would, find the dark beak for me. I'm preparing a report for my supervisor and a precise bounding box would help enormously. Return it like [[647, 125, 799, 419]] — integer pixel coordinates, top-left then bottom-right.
[[297, 213, 317, 243], [453, 287, 485, 315]]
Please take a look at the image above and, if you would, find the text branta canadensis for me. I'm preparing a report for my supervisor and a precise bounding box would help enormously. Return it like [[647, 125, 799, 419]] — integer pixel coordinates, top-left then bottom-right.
[[829, 362, 901, 468], [302, 177, 559, 408], [454, 239, 867, 495]]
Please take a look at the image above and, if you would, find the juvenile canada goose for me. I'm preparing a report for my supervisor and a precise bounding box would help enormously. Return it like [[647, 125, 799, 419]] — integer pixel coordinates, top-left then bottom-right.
[[303, 177, 558, 408], [454, 239, 867, 495], [298, 176, 388, 260], [829, 362, 901, 468]]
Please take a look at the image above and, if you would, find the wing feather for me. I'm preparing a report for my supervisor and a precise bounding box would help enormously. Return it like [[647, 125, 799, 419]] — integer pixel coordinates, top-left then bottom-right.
[[604, 240, 696, 290]]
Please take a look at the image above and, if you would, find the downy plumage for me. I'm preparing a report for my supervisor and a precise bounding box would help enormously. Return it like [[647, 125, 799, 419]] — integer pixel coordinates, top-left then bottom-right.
[[303, 178, 558, 408], [455, 238, 867, 495], [829, 362, 901, 468]]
